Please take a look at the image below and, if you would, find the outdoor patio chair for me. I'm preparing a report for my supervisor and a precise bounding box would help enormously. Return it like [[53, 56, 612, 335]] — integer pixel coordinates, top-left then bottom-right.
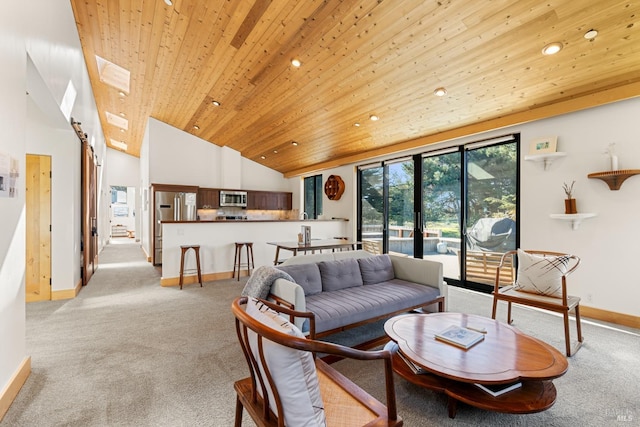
[[491, 249, 583, 356]]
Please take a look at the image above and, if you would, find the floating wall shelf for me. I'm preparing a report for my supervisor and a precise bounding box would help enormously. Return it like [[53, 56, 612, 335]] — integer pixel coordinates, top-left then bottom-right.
[[550, 213, 597, 230], [524, 152, 567, 170], [587, 169, 640, 191]]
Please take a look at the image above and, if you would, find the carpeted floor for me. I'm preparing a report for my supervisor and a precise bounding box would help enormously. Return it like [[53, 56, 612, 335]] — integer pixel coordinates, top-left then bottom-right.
[[2, 241, 639, 426]]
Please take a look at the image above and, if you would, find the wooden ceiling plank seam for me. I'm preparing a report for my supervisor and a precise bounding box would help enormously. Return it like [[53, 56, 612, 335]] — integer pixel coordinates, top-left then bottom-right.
[[214, 1, 632, 155], [160, 0, 248, 126], [215, 0, 480, 146]]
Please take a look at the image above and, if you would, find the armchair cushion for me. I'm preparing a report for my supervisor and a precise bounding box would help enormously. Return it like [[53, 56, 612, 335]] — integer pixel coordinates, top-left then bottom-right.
[[513, 249, 571, 297], [318, 258, 363, 291], [245, 298, 326, 426], [277, 263, 323, 296], [357, 254, 394, 285]]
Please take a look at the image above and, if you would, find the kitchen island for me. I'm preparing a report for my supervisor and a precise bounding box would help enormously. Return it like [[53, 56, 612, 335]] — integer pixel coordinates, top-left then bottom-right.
[[160, 219, 350, 286]]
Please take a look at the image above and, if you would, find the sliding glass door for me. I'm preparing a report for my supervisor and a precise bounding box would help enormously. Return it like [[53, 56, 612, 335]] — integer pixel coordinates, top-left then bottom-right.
[[387, 159, 415, 256], [462, 141, 518, 289], [358, 134, 519, 292], [421, 150, 462, 281]]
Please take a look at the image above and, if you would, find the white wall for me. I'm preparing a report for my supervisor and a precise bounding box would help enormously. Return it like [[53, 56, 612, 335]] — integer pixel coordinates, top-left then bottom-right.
[[1, 0, 106, 409], [0, 0, 28, 403], [140, 122, 151, 259], [26, 97, 81, 292], [332, 98, 640, 317], [148, 118, 219, 187], [142, 118, 295, 257]]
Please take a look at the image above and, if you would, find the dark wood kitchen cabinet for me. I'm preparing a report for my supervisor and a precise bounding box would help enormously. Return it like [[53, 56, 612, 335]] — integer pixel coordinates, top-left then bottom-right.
[[247, 191, 292, 210], [197, 188, 220, 209]]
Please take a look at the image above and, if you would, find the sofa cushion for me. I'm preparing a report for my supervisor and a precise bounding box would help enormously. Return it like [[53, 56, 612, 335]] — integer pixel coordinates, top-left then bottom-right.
[[358, 254, 394, 285], [305, 279, 441, 334], [245, 298, 326, 426], [318, 258, 363, 291], [276, 263, 323, 296]]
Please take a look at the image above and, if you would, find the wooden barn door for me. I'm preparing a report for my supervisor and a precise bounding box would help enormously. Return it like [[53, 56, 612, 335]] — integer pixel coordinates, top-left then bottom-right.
[[81, 141, 98, 285], [25, 154, 52, 302]]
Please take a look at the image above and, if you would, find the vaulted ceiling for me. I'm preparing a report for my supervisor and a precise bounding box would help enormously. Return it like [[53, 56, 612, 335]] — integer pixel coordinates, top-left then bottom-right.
[[70, 0, 640, 177]]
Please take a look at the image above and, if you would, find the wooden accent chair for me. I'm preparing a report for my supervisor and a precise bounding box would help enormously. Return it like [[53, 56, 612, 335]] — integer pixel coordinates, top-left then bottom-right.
[[491, 249, 583, 356], [232, 296, 402, 427]]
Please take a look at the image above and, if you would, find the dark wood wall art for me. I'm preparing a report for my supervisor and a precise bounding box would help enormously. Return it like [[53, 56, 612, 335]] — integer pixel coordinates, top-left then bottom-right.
[[324, 175, 345, 200]]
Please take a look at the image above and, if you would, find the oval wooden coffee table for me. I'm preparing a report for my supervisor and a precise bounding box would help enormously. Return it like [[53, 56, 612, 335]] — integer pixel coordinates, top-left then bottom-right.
[[384, 312, 568, 418]]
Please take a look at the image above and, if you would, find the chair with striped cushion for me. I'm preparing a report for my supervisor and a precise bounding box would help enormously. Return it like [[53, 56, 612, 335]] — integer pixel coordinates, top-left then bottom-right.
[[491, 249, 582, 356]]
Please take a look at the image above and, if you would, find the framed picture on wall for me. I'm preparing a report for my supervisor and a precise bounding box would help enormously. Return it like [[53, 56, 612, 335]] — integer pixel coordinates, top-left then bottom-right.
[[529, 136, 558, 155]]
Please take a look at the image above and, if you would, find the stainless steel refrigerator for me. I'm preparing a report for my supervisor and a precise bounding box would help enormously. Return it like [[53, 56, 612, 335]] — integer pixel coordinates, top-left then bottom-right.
[[154, 191, 197, 265]]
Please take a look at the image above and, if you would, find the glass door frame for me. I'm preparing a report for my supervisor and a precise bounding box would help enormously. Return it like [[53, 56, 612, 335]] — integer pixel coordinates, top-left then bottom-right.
[[358, 133, 520, 293]]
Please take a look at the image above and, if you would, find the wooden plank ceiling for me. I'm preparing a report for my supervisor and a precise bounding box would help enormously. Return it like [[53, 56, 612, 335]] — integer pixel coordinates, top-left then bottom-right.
[[70, 0, 640, 177]]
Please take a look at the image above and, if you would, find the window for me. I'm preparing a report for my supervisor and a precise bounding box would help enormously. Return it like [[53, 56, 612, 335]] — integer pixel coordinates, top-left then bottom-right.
[[303, 175, 323, 219], [358, 134, 519, 293]]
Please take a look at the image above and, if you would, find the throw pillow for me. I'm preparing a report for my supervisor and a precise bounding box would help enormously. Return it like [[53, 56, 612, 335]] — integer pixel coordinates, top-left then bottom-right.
[[276, 263, 323, 296], [358, 254, 394, 285], [318, 258, 363, 291], [245, 298, 326, 427], [513, 249, 571, 297]]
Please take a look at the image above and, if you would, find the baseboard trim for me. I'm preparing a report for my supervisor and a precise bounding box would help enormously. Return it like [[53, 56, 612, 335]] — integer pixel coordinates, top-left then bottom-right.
[[0, 357, 31, 422], [160, 271, 243, 287], [51, 279, 82, 300], [581, 305, 639, 329]]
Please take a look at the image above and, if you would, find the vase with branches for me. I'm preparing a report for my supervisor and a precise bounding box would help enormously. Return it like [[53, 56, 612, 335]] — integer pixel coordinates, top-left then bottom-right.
[[563, 181, 577, 214]]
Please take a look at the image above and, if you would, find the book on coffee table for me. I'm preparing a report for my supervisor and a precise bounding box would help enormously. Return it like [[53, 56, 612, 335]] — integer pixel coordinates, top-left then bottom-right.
[[434, 325, 485, 349], [474, 381, 522, 397]]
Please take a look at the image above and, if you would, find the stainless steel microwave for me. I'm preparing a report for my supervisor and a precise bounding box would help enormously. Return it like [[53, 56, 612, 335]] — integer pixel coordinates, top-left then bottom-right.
[[220, 190, 247, 207]]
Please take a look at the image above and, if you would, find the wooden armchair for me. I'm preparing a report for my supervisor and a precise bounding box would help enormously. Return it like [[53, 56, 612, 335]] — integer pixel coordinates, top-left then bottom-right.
[[491, 249, 583, 356], [232, 296, 402, 427]]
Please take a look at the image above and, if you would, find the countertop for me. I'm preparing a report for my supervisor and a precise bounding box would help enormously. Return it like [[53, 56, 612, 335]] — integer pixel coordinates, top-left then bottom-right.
[[161, 218, 349, 224]]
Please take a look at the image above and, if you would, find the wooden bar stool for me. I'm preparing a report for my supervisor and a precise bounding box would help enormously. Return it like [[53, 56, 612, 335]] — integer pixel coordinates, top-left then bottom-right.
[[179, 245, 202, 290], [233, 242, 255, 281]]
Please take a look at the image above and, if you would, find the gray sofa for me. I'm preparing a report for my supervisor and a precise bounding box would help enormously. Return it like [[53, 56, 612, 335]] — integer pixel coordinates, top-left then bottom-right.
[[271, 250, 446, 337]]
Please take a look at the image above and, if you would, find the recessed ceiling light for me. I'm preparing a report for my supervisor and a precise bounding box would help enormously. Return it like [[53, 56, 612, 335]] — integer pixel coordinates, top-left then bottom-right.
[[118, 91, 126, 97], [370, 115, 379, 121], [291, 58, 301, 67], [164, 0, 173, 6], [584, 29, 598, 40], [212, 100, 220, 106], [433, 87, 447, 96], [291, 141, 298, 146], [193, 125, 200, 130], [120, 129, 125, 133], [542, 42, 563, 55], [354, 122, 360, 127], [260, 155, 266, 159], [119, 112, 126, 117], [273, 150, 278, 154]]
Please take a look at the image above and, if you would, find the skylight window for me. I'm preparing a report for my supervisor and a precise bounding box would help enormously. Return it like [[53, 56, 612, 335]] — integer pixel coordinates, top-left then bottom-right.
[[96, 55, 130, 94], [106, 111, 129, 130]]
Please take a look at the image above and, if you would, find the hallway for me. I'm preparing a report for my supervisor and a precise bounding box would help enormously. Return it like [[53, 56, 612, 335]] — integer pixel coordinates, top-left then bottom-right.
[[2, 241, 248, 426]]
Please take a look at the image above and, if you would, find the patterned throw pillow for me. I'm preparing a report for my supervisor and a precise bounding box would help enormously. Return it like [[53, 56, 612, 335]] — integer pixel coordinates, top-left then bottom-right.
[[245, 298, 326, 427], [513, 249, 571, 297]]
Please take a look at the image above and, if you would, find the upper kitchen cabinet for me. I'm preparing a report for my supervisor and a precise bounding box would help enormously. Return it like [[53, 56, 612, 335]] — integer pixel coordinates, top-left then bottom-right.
[[247, 191, 292, 210], [197, 188, 220, 209]]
